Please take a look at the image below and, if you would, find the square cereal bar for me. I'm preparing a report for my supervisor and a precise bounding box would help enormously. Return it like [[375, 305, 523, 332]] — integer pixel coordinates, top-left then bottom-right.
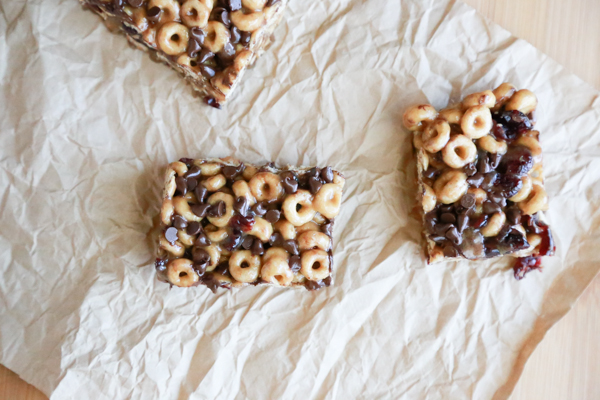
[[81, 0, 288, 107], [155, 158, 345, 291], [403, 84, 555, 279]]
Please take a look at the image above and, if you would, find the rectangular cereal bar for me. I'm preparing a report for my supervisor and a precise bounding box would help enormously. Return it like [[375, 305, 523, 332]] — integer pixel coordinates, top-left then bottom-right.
[[155, 157, 344, 291], [403, 83, 555, 279], [80, 0, 288, 107]]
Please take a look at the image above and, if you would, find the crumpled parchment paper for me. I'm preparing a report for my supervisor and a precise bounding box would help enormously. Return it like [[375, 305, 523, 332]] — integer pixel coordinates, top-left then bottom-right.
[[1, 0, 599, 398]]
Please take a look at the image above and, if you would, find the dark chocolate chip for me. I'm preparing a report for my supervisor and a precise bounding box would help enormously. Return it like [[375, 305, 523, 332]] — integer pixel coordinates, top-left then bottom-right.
[[460, 193, 476, 209], [464, 163, 477, 177], [191, 203, 210, 218], [126, 0, 144, 7], [212, 7, 230, 26], [439, 204, 454, 214], [186, 221, 202, 236], [252, 202, 267, 216], [481, 172, 498, 191], [242, 235, 254, 250], [440, 213, 456, 224], [192, 248, 210, 264], [230, 26, 241, 44], [193, 262, 207, 276], [155, 258, 167, 272], [223, 164, 241, 180], [208, 200, 226, 217], [264, 209, 280, 224], [445, 225, 462, 245], [289, 255, 301, 272], [434, 223, 453, 236], [488, 153, 502, 169], [200, 65, 216, 79], [477, 152, 490, 174], [165, 227, 178, 243], [321, 222, 334, 237], [424, 210, 438, 233], [305, 280, 325, 291], [488, 192, 507, 207], [195, 186, 208, 203], [471, 214, 489, 228], [221, 42, 235, 58], [173, 215, 188, 230], [269, 232, 284, 246], [227, 0, 242, 11], [282, 176, 298, 194], [240, 31, 251, 45], [189, 27, 205, 45], [467, 173, 484, 187], [320, 166, 334, 183], [505, 207, 522, 225], [251, 239, 264, 256], [113, 0, 125, 10], [457, 213, 469, 232], [482, 201, 502, 215], [443, 245, 459, 258], [187, 37, 202, 58], [307, 167, 320, 179], [195, 232, 211, 246], [309, 177, 323, 194], [147, 6, 161, 21], [234, 196, 249, 217], [198, 48, 214, 63], [175, 176, 188, 195], [423, 167, 438, 179], [282, 239, 299, 255]]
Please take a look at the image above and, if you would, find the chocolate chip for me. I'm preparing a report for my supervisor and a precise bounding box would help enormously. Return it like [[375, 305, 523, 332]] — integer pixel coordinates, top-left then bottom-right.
[[434, 223, 453, 236], [252, 202, 267, 216], [147, 6, 161, 21], [195, 186, 208, 203], [173, 215, 187, 230], [282, 239, 299, 255], [155, 258, 167, 272], [187, 39, 202, 58], [208, 200, 226, 217], [471, 214, 489, 228], [457, 213, 469, 232], [282, 176, 298, 194], [226, 0, 242, 11], [505, 207, 522, 225], [424, 210, 438, 233], [113, 0, 125, 10], [320, 166, 334, 183], [439, 204, 454, 214], [126, 0, 144, 7], [467, 173, 484, 187], [443, 245, 459, 258], [269, 232, 284, 246], [189, 27, 205, 45], [212, 7, 230, 26], [186, 221, 202, 236], [234, 196, 249, 217], [185, 178, 197, 193], [219, 42, 236, 62], [165, 227, 178, 243], [308, 177, 323, 194], [489, 153, 502, 169], [193, 262, 207, 276], [460, 193, 476, 209], [305, 280, 324, 291], [230, 26, 241, 44], [240, 31, 251, 45], [289, 255, 301, 272], [321, 222, 334, 237], [175, 176, 188, 196], [464, 163, 477, 177], [307, 167, 320, 179], [445, 226, 462, 245], [223, 164, 242, 180], [198, 48, 214, 64], [423, 167, 438, 179], [482, 201, 502, 215], [192, 247, 210, 264], [191, 203, 210, 218], [488, 192, 506, 207], [266, 0, 281, 6], [265, 209, 280, 224], [242, 235, 254, 249], [477, 151, 490, 173], [251, 239, 264, 256], [195, 232, 211, 246], [481, 171, 498, 191], [200, 65, 216, 79], [440, 213, 456, 224]]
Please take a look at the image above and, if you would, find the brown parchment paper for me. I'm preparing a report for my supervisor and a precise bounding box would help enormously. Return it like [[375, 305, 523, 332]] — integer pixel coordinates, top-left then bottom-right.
[[1, 0, 599, 398]]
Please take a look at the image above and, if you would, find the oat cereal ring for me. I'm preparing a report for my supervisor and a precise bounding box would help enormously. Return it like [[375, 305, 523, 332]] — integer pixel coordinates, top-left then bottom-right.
[[413, 132, 424, 150], [300, 249, 330, 281], [247, 217, 273, 242], [274, 219, 296, 240], [195, 161, 221, 176], [518, 184, 548, 215], [204, 244, 220, 271], [249, 172, 284, 202], [433, 170, 469, 204], [442, 134, 477, 168], [204, 21, 230, 53], [462, 90, 496, 109], [177, 229, 196, 247], [161, 199, 174, 225], [202, 174, 227, 191], [514, 135, 542, 161], [422, 119, 451, 153], [468, 187, 487, 206], [505, 89, 538, 114], [206, 192, 235, 227], [298, 231, 331, 251], [205, 225, 228, 243], [148, 0, 181, 23], [509, 175, 533, 202], [231, 10, 265, 32], [180, 0, 210, 28], [261, 257, 294, 286], [461, 105, 493, 139], [422, 183, 436, 213], [313, 184, 342, 219], [296, 221, 320, 235], [167, 258, 199, 287], [157, 22, 189, 55], [159, 233, 185, 257], [480, 211, 506, 237], [183, 191, 198, 204], [492, 83, 516, 110], [232, 180, 257, 206], [173, 196, 202, 222], [439, 107, 463, 124], [242, 165, 258, 180], [200, 0, 214, 8], [403, 104, 438, 131], [242, 0, 267, 11], [177, 54, 200, 72], [163, 169, 177, 198], [332, 172, 345, 188], [312, 212, 326, 225], [263, 247, 289, 263], [418, 149, 429, 172], [282, 189, 316, 226], [169, 161, 188, 176], [477, 135, 507, 154], [229, 250, 261, 283]]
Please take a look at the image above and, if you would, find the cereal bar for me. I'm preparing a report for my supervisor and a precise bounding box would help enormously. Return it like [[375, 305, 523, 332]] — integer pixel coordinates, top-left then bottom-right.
[[403, 84, 555, 279], [155, 158, 344, 291], [80, 0, 288, 107]]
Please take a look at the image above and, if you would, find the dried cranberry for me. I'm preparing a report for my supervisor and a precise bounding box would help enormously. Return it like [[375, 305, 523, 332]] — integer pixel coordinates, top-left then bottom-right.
[[513, 256, 542, 280], [224, 228, 243, 251], [471, 214, 489, 229], [498, 146, 533, 176], [492, 110, 533, 138], [493, 174, 523, 198], [490, 120, 508, 140], [229, 215, 255, 232]]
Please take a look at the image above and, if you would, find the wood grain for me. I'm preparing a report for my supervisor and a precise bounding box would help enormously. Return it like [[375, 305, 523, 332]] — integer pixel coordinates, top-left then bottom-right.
[[2, 0, 599, 399]]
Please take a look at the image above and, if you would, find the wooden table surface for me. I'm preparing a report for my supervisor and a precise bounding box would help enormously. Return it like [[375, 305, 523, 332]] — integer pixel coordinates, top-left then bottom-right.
[[2, 1, 599, 399]]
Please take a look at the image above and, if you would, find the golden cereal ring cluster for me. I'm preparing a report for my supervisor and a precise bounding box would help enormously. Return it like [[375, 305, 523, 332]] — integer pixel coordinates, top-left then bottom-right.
[[403, 84, 554, 269], [156, 158, 344, 292]]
